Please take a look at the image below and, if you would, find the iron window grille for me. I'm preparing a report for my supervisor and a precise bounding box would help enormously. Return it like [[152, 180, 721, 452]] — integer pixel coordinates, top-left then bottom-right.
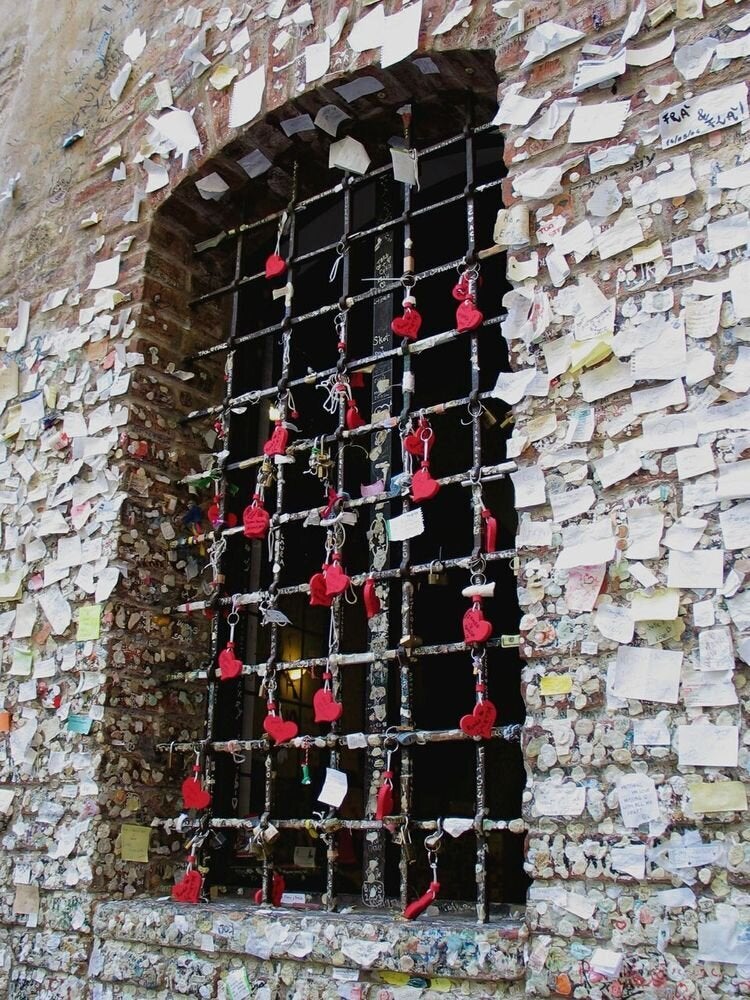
[[160, 111, 527, 922]]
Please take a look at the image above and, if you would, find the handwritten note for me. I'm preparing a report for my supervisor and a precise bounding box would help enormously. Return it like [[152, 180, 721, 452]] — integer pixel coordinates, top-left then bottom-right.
[[660, 83, 748, 149]]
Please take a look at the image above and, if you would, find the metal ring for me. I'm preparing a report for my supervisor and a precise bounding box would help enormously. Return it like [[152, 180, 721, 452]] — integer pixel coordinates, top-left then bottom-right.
[[227, 612, 240, 626]]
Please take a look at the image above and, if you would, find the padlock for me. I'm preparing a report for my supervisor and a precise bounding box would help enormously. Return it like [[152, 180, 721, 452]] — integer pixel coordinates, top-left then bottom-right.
[[427, 560, 448, 586]]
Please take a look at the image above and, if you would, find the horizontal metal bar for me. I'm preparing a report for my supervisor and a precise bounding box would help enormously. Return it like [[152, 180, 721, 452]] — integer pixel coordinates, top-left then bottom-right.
[[150, 814, 527, 833], [157, 726, 521, 755]]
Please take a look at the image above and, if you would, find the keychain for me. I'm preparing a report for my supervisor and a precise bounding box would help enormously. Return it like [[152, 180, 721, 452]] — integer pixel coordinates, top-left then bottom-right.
[[409, 418, 440, 503], [218, 603, 243, 680], [313, 667, 343, 723], [453, 262, 484, 333], [263, 392, 298, 456], [182, 749, 211, 810], [262, 676, 299, 743], [300, 737, 313, 785], [403, 826, 442, 920], [265, 209, 288, 279], [460, 657, 497, 739], [172, 850, 204, 904], [375, 733, 398, 820], [391, 238, 422, 341], [462, 595, 492, 644], [242, 491, 270, 540]]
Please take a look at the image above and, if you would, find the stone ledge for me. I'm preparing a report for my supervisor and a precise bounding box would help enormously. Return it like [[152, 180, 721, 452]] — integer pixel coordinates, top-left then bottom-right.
[[92, 898, 527, 983]]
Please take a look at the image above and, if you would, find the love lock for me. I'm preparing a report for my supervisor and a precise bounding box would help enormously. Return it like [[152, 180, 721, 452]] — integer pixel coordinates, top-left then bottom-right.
[[428, 560, 448, 586], [395, 731, 418, 747]]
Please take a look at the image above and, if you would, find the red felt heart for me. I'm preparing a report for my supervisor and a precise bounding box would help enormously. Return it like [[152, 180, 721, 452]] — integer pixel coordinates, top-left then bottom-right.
[[263, 713, 298, 744], [325, 561, 351, 596], [265, 253, 287, 279], [218, 642, 243, 680], [411, 465, 440, 502], [452, 275, 470, 301], [182, 775, 211, 810], [460, 698, 497, 739], [243, 501, 270, 539], [456, 299, 484, 333], [375, 775, 394, 820], [363, 578, 381, 619], [263, 423, 288, 456], [172, 869, 202, 904], [404, 432, 425, 457], [462, 607, 492, 644], [313, 687, 343, 723], [391, 306, 422, 341], [309, 571, 333, 607], [346, 400, 366, 430]]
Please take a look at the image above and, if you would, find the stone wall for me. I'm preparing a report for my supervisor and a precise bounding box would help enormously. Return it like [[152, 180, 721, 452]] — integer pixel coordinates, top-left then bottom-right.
[[1, 0, 750, 996]]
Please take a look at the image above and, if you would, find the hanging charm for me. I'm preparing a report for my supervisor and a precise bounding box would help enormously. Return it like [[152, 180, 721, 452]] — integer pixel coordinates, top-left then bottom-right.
[[375, 734, 398, 820], [404, 827, 442, 920], [218, 605, 243, 680], [391, 296, 422, 341], [325, 551, 351, 596], [363, 575, 381, 619], [262, 679, 299, 743], [182, 749, 212, 809], [409, 417, 440, 503], [172, 852, 203, 904], [300, 737, 313, 785], [462, 596, 492, 645], [481, 504, 498, 554], [345, 397, 366, 430], [264, 419, 289, 457], [242, 492, 270, 540], [460, 659, 497, 738], [453, 262, 484, 333], [309, 563, 334, 607], [265, 209, 288, 279], [313, 669, 343, 723]]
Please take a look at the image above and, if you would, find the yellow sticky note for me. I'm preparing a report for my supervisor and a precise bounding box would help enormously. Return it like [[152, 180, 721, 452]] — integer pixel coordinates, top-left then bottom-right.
[[569, 335, 612, 374], [120, 823, 151, 862], [540, 675, 573, 696], [379, 973, 410, 986], [688, 781, 747, 814], [630, 587, 680, 622], [76, 604, 102, 641]]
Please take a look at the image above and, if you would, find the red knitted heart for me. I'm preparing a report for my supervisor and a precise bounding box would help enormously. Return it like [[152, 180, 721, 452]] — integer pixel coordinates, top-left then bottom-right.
[[309, 571, 333, 607], [456, 299, 483, 333], [243, 500, 270, 539], [411, 465, 440, 502], [346, 400, 366, 430], [263, 423, 288, 456], [325, 561, 350, 596], [172, 869, 202, 904], [313, 687, 343, 723], [182, 775, 211, 810], [263, 713, 298, 744], [265, 253, 287, 279], [460, 699, 497, 739], [462, 607, 492, 644], [218, 642, 243, 680], [404, 432, 425, 457], [391, 306, 422, 341]]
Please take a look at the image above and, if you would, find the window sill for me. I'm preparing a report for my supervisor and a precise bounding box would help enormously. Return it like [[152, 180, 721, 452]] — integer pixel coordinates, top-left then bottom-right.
[[93, 897, 528, 984]]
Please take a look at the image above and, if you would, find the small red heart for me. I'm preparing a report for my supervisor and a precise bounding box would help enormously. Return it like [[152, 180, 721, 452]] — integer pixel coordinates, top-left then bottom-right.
[[346, 400, 366, 430], [452, 275, 470, 301], [313, 687, 343, 723], [243, 500, 270, 539], [265, 253, 287, 279], [404, 432, 425, 457], [263, 713, 298, 744], [182, 775, 211, 810], [309, 571, 333, 607], [411, 465, 440, 503], [462, 607, 492, 644], [456, 298, 483, 333], [391, 306, 422, 341], [325, 561, 351, 596], [172, 869, 202, 904], [460, 699, 497, 739], [218, 642, 243, 680], [263, 423, 288, 456], [226, 513, 238, 527]]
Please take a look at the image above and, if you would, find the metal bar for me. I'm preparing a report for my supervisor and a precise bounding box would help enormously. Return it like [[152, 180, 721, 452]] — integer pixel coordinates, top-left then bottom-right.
[[157, 723, 522, 754], [168, 545, 516, 612], [154, 815, 526, 833]]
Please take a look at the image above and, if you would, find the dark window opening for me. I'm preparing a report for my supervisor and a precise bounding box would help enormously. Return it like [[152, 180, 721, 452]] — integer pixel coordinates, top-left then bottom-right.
[[167, 89, 528, 921]]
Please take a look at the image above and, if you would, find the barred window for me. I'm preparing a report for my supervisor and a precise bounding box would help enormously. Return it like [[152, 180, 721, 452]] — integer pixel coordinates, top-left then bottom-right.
[[162, 67, 527, 921]]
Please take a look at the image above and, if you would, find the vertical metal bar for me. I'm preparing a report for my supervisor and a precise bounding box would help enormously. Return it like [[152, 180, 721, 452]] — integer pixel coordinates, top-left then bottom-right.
[[464, 118, 489, 925], [202, 223, 245, 877], [398, 176, 415, 912], [362, 172, 396, 908]]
